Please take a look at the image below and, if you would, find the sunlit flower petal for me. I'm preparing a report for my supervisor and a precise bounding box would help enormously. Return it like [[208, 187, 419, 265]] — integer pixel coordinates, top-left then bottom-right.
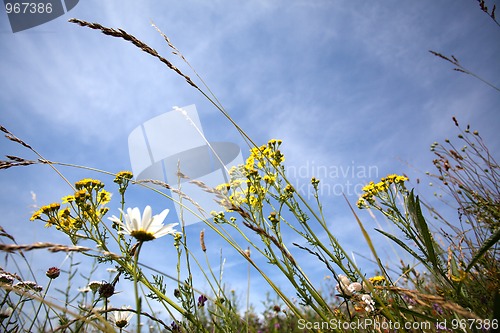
[[108, 206, 178, 242]]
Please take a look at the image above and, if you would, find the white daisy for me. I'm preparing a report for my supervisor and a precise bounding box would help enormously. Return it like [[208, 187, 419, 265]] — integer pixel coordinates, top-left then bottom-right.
[[112, 306, 133, 328], [109, 206, 178, 242]]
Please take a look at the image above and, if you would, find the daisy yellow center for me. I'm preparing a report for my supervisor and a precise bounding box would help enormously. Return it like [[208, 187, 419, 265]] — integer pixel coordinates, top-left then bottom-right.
[[130, 230, 156, 242]]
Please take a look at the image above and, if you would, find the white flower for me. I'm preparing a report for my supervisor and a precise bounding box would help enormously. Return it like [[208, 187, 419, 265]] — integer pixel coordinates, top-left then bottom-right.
[[78, 287, 91, 293], [336, 275, 353, 295], [88, 280, 103, 293], [108, 206, 178, 242], [112, 306, 133, 328], [348, 282, 362, 293], [0, 306, 13, 319], [361, 294, 375, 312]]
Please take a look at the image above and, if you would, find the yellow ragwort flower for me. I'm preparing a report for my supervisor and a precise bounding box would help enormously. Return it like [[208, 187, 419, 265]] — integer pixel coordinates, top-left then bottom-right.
[[75, 178, 104, 191], [30, 209, 42, 221], [61, 195, 75, 204], [114, 170, 133, 181], [98, 190, 112, 205], [368, 275, 385, 283]]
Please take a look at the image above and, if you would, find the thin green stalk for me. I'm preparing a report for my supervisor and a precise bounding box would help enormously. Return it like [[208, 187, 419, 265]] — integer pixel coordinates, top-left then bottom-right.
[[27, 278, 53, 332], [133, 241, 143, 333]]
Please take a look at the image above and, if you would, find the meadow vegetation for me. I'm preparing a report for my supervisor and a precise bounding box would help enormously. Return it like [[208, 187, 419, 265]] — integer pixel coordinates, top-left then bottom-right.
[[0, 4, 499, 332]]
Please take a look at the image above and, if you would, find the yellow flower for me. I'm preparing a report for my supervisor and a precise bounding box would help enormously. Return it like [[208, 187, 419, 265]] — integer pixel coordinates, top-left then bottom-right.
[[57, 208, 78, 231], [98, 190, 112, 205], [263, 174, 276, 184], [30, 209, 42, 221], [40, 203, 60, 214], [215, 183, 231, 194], [62, 195, 75, 204], [395, 175, 409, 183], [368, 275, 385, 283], [285, 184, 294, 193], [75, 178, 104, 191], [114, 171, 133, 182], [362, 181, 375, 193], [248, 196, 261, 208]]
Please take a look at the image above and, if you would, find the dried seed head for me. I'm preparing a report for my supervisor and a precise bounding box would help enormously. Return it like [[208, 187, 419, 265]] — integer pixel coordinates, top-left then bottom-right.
[[200, 230, 206, 252], [46, 267, 60, 279], [98, 282, 115, 298]]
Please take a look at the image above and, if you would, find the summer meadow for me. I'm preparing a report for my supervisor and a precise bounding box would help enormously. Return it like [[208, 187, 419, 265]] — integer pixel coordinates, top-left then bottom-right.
[[0, 1, 499, 332]]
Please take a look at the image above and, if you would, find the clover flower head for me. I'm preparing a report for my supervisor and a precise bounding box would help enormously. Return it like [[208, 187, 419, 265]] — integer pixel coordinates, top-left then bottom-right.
[[108, 206, 178, 242]]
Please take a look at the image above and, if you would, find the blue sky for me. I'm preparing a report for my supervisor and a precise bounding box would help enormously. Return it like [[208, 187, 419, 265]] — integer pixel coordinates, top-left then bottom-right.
[[1, 0, 499, 323]]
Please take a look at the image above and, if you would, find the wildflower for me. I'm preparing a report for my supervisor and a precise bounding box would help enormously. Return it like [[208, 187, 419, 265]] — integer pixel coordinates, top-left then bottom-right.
[[0, 307, 13, 320], [348, 282, 362, 294], [197, 294, 208, 307], [0, 273, 15, 284], [75, 178, 104, 191], [171, 320, 181, 332], [369, 275, 385, 284], [433, 303, 444, 315], [173, 232, 183, 249], [98, 282, 115, 298], [112, 306, 133, 328], [97, 190, 112, 205], [30, 209, 42, 221], [108, 206, 178, 242], [336, 275, 353, 295], [88, 280, 103, 293], [215, 183, 231, 194], [263, 174, 276, 184], [14, 281, 42, 293], [114, 171, 133, 183], [61, 195, 75, 204], [57, 207, 78, 231], [268, 212, 279, 224], [361, 294, 375, 312], [46, 267, 60, 279], [311, 177, 320, 188]]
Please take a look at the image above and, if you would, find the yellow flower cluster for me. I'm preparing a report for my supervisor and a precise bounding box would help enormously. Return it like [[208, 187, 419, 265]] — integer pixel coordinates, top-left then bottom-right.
[[114, 171, 133, 182], [368, 275, 386, 284], [30, 178, 111, 232], [216, 140, 285, 212], [244, 139, 284, 173], [357, 174, 408, 208]]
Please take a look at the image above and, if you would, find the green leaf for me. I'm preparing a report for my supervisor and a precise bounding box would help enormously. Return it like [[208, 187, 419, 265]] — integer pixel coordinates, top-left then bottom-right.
[[465, 226, 500, 273], [375, 228, 425, 265], [407, 190, 440, 270]]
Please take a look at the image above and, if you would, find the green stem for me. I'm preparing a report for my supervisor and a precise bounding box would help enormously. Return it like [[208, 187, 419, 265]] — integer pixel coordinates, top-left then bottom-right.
[[27, 279, 52, 333], [134, 242, 143, 333]]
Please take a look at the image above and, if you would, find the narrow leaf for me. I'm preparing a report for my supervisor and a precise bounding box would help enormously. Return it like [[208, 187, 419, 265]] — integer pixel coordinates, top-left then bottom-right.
[[465, 227, 500, 273], [375, 229, 425, 265], [407, 190, 440, 270]]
